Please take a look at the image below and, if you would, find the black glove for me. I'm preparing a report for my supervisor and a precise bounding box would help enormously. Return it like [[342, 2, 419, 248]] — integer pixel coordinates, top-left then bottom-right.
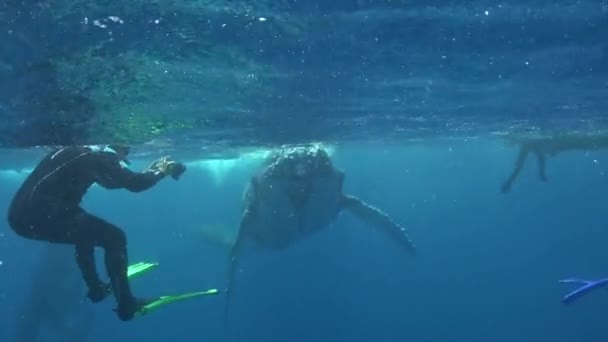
[[146, 158, 168, 174], [145, 157, 185, 180]]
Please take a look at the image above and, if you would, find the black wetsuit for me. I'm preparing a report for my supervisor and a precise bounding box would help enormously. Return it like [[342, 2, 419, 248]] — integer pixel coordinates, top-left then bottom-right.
[[7, 146, 165, 320]]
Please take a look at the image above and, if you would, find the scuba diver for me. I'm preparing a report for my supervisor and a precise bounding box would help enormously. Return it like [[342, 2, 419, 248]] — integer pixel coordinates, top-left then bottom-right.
[[7, 144, 186, 321], [198, 144, 417, 316], [500, 133, 608, 193]]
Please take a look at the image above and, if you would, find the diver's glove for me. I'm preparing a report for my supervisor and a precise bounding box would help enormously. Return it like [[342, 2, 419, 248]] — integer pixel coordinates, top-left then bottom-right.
[[146, 157, 169, 174]]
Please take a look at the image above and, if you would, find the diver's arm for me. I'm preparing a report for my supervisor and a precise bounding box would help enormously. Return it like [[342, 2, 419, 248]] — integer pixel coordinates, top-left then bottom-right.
[[500, 145, 529, 193], [93, 153, 166, 192], [341, 195, 416, 255]]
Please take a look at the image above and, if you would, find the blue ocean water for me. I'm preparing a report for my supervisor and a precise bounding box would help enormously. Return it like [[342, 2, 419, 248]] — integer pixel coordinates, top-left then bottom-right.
[[1, 0, 608, 341], [1, 141, 608, 341]]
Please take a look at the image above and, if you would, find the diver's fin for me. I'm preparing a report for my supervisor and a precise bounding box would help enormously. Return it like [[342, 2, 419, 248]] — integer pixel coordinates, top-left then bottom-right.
[[558, 278, 592, 285], [135, 289, 219, 317], [559, 278, 608, 304], [127, 262, 159, 279]]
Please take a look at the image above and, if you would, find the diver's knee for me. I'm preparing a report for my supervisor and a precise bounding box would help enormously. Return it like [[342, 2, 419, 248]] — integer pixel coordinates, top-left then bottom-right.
[[7, 204, 32, 232], [113, 228, 127, 247], [7, 209, 39, 239], [103, 227, 127, 250]]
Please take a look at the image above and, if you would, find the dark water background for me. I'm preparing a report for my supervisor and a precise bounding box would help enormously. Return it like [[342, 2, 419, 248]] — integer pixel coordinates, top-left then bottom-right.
[[1, 141, 608, 341]]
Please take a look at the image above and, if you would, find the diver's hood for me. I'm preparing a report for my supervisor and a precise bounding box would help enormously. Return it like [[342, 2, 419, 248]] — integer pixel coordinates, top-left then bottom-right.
[[87, 144, 131, 166]]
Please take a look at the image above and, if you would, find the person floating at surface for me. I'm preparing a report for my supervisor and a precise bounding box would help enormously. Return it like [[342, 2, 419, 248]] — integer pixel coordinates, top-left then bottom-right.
[[500, 133, 608, 193], [198, 144, 417, 316], [7, 144, 186, 321]]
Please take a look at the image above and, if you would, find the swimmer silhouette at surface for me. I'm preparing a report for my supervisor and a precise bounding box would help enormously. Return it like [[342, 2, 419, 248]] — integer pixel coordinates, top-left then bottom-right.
[[500, 133, 608, 193]]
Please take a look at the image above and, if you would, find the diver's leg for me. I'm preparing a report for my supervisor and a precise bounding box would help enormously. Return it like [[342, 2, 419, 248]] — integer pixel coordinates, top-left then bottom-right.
[[31, 208, 110, 303], [8, 207, 104, 322], [535, 151, 548, 181], [501, 146, 529, 193], [75, 243, 110, 302], [66, 210, 139, 321]]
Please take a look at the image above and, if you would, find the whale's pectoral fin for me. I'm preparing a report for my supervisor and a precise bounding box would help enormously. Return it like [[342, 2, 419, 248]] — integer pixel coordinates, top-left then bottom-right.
[[223, 207, 256, 323], [196, 224, 238, 251], [341, 194, 416, 256]]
